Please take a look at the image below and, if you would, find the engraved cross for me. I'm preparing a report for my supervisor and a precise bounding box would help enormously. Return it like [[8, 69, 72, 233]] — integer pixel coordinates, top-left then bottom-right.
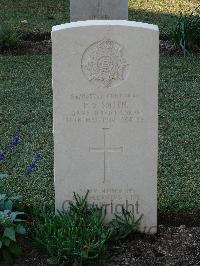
[[89, 128, 123, 183]]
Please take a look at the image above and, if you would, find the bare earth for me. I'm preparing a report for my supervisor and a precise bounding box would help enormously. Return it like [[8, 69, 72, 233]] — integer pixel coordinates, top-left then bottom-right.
[[13, 225, 200, 266], [107, 225, 200, 266], [1, 32, 199, 56]]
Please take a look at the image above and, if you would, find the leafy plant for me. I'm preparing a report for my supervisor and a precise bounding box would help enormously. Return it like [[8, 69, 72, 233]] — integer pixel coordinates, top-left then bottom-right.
[[0, 23, 20, 51], [111, 208, 143, 240], [30, 191, 113, 265], [171, 10, 200, 56], [0, 194, 26, 265]]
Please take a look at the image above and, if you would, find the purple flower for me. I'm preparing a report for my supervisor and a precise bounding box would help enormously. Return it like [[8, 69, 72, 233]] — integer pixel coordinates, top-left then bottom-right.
[[0, 151, 5, 161], [34, 152, 41, 162], [27, 162, 37, 173], [7, 129, 20, 150], [27, 152, 41, 174]]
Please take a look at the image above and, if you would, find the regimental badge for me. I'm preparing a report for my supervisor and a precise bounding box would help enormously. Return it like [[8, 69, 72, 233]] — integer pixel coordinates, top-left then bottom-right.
[[81, 38, 129, 88]]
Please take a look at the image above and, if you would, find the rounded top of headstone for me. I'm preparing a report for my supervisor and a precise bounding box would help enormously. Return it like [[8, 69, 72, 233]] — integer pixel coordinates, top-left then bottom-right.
[[52, 20, 159, 32]]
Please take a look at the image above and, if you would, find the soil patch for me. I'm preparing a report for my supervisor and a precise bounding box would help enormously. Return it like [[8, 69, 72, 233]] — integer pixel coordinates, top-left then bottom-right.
[[158, 210, 200, 227], [107, 225, 200, 265], [12, 224, 200, 266], [0, 32, 199, 56]]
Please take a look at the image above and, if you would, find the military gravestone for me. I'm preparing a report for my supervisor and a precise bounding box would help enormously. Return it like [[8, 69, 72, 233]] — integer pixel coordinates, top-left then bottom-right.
[[70, 0, 128, 22], [52, 20, 159, 233]]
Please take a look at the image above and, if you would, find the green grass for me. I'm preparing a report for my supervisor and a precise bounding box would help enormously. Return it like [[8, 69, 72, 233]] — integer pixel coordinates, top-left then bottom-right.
[[0, 54, 199, 210], [129, 0, 200, 34], [0, 0, 199, 34], [0, 0, 69, 33], [158, 55, 200, 209], [0, 55, 54, 206]]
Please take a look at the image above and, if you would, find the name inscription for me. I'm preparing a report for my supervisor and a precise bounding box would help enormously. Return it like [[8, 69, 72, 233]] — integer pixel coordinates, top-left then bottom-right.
[[66, 92, 144, 124]]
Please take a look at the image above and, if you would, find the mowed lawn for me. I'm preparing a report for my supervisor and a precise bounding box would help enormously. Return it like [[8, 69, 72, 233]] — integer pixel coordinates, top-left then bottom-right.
[[0, 55, 199, 209], [0, 0, 199, 34]]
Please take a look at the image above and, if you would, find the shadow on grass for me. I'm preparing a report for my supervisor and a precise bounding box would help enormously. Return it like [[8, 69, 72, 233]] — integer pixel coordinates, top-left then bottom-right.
[[19, 9, 187, 39], [0, 0, 196, 35], [129, 8, 182, 36]]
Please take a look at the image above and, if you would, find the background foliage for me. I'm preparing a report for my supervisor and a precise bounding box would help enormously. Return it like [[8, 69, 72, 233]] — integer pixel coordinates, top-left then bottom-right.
[[0, 0, 199, 35]]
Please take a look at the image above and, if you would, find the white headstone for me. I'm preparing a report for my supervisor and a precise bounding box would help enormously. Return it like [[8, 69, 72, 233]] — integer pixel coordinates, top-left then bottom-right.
[[52, 20, 159, 234], [70, 0, 128, 22]]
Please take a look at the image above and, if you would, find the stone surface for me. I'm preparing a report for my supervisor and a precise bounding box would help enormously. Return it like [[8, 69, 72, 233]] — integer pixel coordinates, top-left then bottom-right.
[[52, 20, 159, 233], [70, 0, 128, 22]]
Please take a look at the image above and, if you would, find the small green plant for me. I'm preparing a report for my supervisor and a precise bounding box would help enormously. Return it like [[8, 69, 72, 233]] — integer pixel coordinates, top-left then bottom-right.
[[29, 192, 143, 265], [0, 194, 26, 265], [171, 10, 200, 56], [112, 208, 143, 240], [0, 24, 19, 51], [30, 191, 113, 265]]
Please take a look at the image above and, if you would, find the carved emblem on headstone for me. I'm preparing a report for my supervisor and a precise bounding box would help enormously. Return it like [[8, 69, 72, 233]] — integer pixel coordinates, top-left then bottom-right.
[[81, 38, 129, 87]]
